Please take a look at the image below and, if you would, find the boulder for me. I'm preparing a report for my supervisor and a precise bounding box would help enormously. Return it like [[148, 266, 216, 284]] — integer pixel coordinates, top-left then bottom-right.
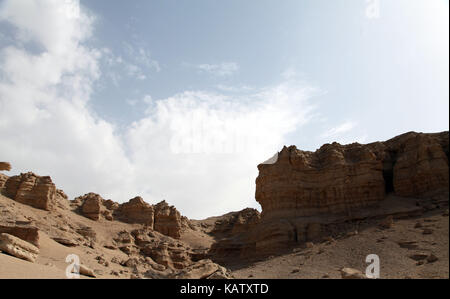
[[0, 233, 39, 263], [340, 268, 366, 279], [71, 264, 96, 278], [76, 226, 97, 242], [171, 259, 232, 279], [52, 237, 78, 247], [0, 224, 40, 247]]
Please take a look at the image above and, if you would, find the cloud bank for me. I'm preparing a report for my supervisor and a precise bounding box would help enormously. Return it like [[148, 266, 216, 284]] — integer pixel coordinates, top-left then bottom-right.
[[0, 0, 318, 219]]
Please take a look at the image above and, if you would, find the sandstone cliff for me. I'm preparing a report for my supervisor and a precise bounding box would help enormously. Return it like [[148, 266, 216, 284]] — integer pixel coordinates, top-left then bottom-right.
[[212, 131, 449, 258], [3, 172, 64, 211], [256, 131, 448, 220]]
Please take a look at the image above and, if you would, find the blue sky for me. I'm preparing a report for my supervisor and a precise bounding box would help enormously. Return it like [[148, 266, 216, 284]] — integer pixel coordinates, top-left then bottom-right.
[[86, 0, 449, 146], [0, 0, 448, 218]]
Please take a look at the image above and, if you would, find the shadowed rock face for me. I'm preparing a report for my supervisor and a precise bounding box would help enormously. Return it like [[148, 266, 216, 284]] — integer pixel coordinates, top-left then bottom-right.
[[211, 208, 261, 237], [387, 132, 449, 198]]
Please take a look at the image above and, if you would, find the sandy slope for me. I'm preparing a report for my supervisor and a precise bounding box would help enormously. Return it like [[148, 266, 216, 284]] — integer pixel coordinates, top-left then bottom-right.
[[0, 191, 448, 279], [229, 208, 449, 279], [0, 193, 211, 279]]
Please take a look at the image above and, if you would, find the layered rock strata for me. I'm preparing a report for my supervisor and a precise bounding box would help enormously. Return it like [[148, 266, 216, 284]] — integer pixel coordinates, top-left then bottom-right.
[[3, 172, 60, 211], [212, 131, 449, 258]]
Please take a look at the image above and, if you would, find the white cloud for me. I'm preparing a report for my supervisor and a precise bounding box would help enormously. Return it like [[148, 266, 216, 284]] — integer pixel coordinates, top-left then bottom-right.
[[215, 84, 254, 93], [321, 121, 357, 138], [125, 82, 317, 218], [0, 1, 319, 219], [194, 62, 239, 76], [320, 121, 368, 145], [0, 0, 135, 201]]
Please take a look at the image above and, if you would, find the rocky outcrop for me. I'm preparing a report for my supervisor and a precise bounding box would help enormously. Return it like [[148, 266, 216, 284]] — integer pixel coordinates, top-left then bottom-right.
[[212, 131, 449, 259], [0, 162, 11, 171], [110, 227, 207, 274], [69, 263, 96, 278], [0, 233, 39, 263], [114, 198, 185, 239], [256, 143, 385, 220], [340, 268, 366, 279], [3, 172, 63, 211], [74, 194, 186, 239], [385, 132, 449, 198], [77, 193, 114, 221], [117, 197, 154, 227], [0, 224, 40, 248], [211, 208, 260, 236], [154, 201, 182, 239], [256, 132, 448, 220]]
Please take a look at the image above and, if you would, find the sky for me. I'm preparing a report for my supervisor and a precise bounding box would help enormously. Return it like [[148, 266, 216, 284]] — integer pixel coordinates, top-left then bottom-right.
[[0, 0, 448, 219]]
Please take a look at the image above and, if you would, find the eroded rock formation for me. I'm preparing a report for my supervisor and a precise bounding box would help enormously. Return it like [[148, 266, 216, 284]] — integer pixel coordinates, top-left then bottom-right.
[[256, 131, 448, 220], [154, 201, 182, 239], [116, 196, 154, 227], [0, 224, 40, 248], [0, 233, 39, 263], [212, 131, 449, 258], [3, 172, 62, 211], [77, 193, 114, 221], [211, 208, 260, 237]]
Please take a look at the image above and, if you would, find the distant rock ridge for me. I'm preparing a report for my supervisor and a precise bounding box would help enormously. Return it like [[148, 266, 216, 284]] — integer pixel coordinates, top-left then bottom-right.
[[0, 164, 185, 240], [73, 194, 184, 239]]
